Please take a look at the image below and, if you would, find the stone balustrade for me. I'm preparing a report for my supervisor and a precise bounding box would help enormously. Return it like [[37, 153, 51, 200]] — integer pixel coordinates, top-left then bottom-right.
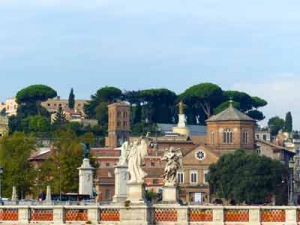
[[0, 204, 298, 224]]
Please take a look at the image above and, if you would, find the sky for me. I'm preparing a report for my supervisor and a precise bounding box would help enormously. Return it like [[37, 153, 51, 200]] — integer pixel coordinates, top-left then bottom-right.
[[0, 0, 300, 129]]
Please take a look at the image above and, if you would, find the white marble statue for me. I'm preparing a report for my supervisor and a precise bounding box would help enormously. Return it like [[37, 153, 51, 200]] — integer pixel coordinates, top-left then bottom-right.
[[161, 147, 183, 186], [126, 134, 150, 183], [118, 141, 130, 166]]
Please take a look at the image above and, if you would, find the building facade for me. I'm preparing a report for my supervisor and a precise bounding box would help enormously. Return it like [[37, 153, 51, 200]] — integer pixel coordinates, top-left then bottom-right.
[[105, 102, 130, 148], [0, 115, 8, 136]]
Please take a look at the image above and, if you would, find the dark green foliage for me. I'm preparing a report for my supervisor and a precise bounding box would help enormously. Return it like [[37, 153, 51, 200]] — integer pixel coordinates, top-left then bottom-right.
[[224, 91, 253, 112], [52, 106, 66, 128], [133, 103, 142, 124], [181, 82, 224, 119], [0, 132, 36, 198], [28, 115, 51, 133], [130, 122, 159, 136], [207, 150, 288, 205], [84, 86, 122, 119], [39, 130, 98, 194], [16, 84, 57, 104], [0, 108, 6, 116], [68, 88, 75, 109], [214, 91, 268, 121], [268, 116, 285, 136], [251, 96, 267, 108], [246, 110, 265, 121], [213, 100, 240, 114], [284, 112, 293, 132], [139, 88, 177, 123]]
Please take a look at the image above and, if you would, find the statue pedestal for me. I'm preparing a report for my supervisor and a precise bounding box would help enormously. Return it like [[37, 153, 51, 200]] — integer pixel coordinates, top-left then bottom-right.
[[113, 164, 129, 203], [162, 185, 179, 203], [127, 182, 146, 204], [78, 158, 94, 197]]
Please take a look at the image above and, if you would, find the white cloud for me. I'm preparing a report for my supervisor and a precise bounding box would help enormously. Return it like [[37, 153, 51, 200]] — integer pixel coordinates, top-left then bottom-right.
[[232, 74, 300, 130]]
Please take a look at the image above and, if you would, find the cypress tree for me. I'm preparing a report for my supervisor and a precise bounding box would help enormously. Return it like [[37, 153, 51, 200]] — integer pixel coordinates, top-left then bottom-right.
[[53, 105, 66, 127], [68, 88, 75, 109], [284, 111, 293, 132]]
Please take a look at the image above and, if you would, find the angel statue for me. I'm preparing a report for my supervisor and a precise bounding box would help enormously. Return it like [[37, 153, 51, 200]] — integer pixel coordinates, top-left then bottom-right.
[[126, 133, 151, 183], [80, 143, 90, 159], [117, 141, 130, 166], [161, 147, 183, 186]]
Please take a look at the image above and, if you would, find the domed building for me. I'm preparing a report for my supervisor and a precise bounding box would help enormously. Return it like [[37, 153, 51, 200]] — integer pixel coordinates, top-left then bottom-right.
[[206, 101, 256, 154]]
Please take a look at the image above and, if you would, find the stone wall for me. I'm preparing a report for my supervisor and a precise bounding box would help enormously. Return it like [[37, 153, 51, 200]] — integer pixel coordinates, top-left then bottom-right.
[[0, 204, 299, 225]]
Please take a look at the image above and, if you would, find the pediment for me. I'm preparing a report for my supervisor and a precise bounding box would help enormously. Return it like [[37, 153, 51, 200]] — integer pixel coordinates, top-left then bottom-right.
[[182, 146, 219, 166]]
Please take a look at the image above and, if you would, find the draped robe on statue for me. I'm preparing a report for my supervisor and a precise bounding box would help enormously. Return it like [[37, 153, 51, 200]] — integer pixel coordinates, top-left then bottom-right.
[[127, 138, 148, 183]]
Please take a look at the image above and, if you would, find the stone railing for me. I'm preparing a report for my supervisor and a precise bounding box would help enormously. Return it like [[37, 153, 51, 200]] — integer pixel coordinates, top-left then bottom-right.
[[0, 204, 299, 224]]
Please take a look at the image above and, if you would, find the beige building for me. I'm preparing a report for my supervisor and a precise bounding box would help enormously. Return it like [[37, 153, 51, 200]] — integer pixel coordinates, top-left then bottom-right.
[[5, 97, 18, 116], [0, 115, 9, 136], [41, 96, 87, 115], [4, 96, 88, 116]]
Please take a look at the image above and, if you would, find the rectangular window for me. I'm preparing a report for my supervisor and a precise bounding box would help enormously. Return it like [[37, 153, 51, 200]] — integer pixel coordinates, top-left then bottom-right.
[[203, 170, 209, 184], [263, 134, 267, 141], [256, 146, 261, 155], [105, 189, 111, 201], [242, 131, 249, 144], [190, 170, 198, 184], [105, 163, 110, 167], [177, 172, 184, 183], [211, 132, 215, 144], [153, 179, 159, 185]]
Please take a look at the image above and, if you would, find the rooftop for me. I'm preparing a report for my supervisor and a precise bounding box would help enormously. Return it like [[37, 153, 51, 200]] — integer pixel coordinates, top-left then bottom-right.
[[206, 104, 254, 122]]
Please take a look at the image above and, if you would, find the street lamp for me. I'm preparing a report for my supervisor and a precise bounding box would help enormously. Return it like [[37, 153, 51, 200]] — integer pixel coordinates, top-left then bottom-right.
[[0, 167, 3, 203], [288, 158, 295, 206]]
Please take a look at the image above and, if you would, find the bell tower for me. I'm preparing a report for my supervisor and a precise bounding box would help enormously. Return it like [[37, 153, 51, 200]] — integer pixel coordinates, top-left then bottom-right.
[[105, 101, 130, 148]]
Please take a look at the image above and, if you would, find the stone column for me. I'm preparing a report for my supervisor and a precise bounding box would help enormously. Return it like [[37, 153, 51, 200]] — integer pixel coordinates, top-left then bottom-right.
[[176, 206, 188, 225], [53, 206, 65, 224], [88, 206, 99, 224], [162, 185, 179, 203], [120, 205, 150, 225], [127, 182, 146, 204], [249, 207, 260, 225], [113, 164, 129, 203], [11, 186, 18, 205], [45, 185, 52, 205], [285, 207, 297, 225], [18, 206, 30, 224], [212, 207, 224, 225], [78, 158, 94, 197]]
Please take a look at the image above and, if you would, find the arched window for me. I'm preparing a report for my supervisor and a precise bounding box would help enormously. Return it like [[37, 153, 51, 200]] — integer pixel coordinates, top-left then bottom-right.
[[223, 129, 233, 144], [211, 131, 215, 144], [242, 130, 249, 144]]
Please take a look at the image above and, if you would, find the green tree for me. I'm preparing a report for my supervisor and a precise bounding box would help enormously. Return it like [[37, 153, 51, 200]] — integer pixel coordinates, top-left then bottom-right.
[[268, 116, 285, 136], [0, 108, 6, 116], [84, 86, 122, 119], [214, 91, 267, 121], [207, 150, 287, 205], [52, 105, 67, 128], [213, 100, 240, 114], [39, 130, 97, 194], [122, 90, 142, 124], [28, 115, 51, 133], [16, 84, 57, 115], [181, 83, 224, 120], [68, 88, 75, 109], [0, 132, 35, 198], [139, 88, 177, 123], [284, 112, 293, 132]]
